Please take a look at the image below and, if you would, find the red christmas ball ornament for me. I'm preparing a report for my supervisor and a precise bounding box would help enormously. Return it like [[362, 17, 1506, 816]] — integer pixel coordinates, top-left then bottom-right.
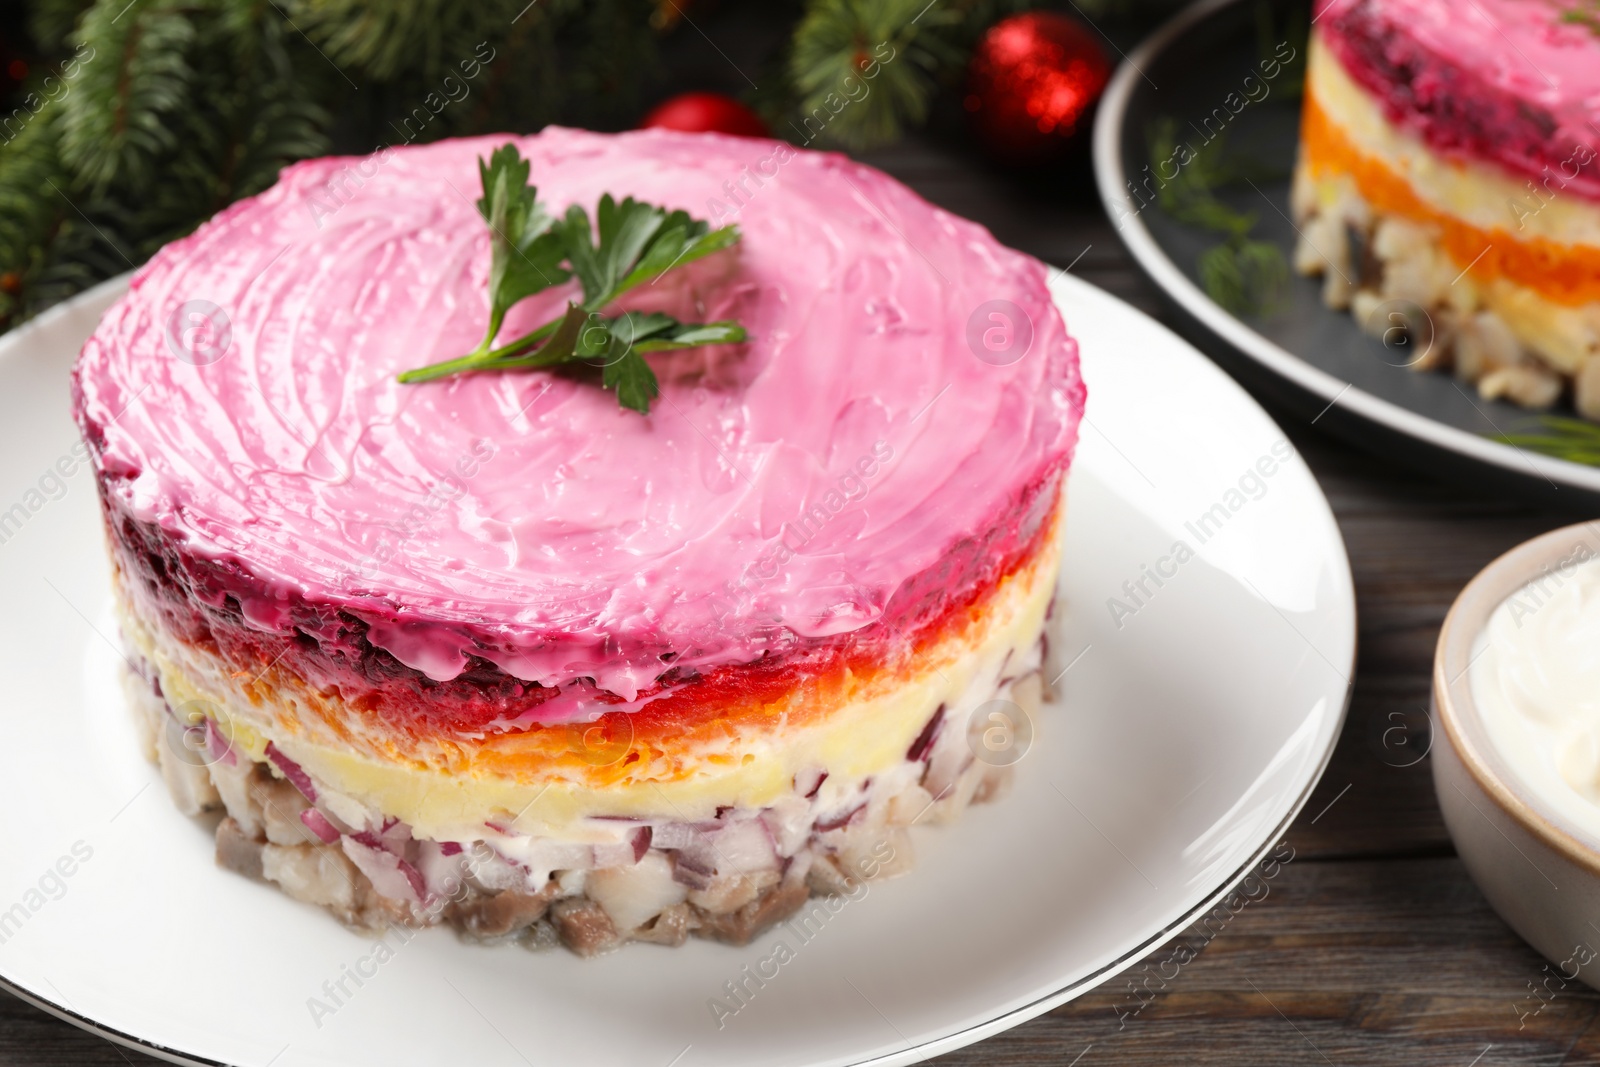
[[0, 39, 26, 98], [966, 12, 1112, 164], [639, 91, 770, 138]]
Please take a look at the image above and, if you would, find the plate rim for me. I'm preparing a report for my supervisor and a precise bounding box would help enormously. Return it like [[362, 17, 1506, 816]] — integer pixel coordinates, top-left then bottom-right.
[[0, 270, 1355, 1067], [1089, 0, 1600, 497]]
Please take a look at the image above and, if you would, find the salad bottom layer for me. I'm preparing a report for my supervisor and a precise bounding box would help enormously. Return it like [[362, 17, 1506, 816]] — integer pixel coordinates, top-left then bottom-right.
[[117, 510, 1061, 955], [125, 647, 1041, 955]]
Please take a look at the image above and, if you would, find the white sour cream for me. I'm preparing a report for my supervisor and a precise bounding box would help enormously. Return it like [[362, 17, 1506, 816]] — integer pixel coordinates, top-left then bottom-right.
[[1470, 548, 1600, 834]]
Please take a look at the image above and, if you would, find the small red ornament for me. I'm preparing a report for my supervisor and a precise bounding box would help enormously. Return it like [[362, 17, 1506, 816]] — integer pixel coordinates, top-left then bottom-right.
[[639, 91, 770, 138], [966, 12, 1112, 164], [0, 32, 25, 98]]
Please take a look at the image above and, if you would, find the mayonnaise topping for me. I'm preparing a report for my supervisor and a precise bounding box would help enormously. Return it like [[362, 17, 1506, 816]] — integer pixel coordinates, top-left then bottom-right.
[[1469, 545, 1600, 834], [73, 127, 1083, 696]]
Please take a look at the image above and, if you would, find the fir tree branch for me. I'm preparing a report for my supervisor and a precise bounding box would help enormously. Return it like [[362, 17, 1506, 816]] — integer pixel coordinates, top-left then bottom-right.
[[287, 0, 658, 134], [29, 0, 96, 56], [4, 0, 1021, 337], [0, 108, 140, 327], [290, 0, 507, 83], [789, 0, 961, 150], [193, 2, 330, 206], [0, 111, 73, 326], [60, 0, 197, 193]]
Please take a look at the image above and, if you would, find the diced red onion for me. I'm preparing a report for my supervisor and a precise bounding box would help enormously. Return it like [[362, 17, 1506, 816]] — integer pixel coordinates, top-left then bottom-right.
[[589, 826, 652, 868], [377, 818, 412, 854], [650, 823, 704, 851], [761, 805, 812, 857], [299, 808, 341, 843], [670, 851, 715, 889], [815, 801, 865, 832], [203, 718, 236, 767], [522, 840, 595, 872], [458, 842, 531, 894], [922, 746, 969, 799], [264, 742, 317, 801], [906, 704, 945, 762], [415, 840, 472, 898], [756, 816, 778, 852], [398, 858, 429, 902], [713, 819, 778, 873], [342, 837, 419, 904]]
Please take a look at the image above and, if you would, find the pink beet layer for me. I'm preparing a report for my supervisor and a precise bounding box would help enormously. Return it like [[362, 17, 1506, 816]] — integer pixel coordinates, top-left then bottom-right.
[[1316, 0, 1600, 201]]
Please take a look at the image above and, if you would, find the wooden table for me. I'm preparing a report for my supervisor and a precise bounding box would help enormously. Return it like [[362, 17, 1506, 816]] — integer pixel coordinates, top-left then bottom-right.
[[3, 130, 1592, 1067]]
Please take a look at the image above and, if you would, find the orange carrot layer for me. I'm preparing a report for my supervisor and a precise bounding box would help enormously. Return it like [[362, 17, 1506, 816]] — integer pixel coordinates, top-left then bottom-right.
[[1301, 89, 1600, 307]]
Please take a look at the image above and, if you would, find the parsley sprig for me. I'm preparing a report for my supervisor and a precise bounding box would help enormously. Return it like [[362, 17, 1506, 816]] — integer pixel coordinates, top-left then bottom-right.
[[1562, 0, 1600, 37], [397, 144, 747, 413]]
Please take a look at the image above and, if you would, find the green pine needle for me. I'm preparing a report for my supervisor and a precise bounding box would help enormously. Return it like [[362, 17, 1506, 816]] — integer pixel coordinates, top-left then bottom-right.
[[60, 0, 197, 194], [1499, 416, 1600, 466], [0, 0, 663, 334], [29, 0, 95, 55], [789, 0, 960, 150], [1147, 116, 1290, 317], [1199, 237, 1289, 317], [2, 0, 1018, 334]]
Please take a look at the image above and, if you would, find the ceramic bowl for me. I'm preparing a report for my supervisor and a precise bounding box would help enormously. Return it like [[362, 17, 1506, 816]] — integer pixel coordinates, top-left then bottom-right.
[[1434, 521, 1600, 991]]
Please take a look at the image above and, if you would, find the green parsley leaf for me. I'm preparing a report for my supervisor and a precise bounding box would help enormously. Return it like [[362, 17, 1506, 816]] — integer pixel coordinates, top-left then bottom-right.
[[475, 145, 569, 353], [518, 302, 590, 366], [627, 317, 748, 352], [579, 312, 746, 412], [600, 347, 660, 415], [559, 196, 740, 310], [398, 143, 748, 414]]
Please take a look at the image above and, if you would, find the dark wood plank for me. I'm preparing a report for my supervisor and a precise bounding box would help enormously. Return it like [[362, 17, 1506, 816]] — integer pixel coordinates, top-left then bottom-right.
[[927, 858, 1600, 1066], [1280, 428, 1566, 860], [5, 858, 1587, 1066]]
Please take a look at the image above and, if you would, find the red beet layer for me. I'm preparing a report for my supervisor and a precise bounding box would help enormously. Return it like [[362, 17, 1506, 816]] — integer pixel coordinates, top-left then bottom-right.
[[104, 468, 1063, 743], [1318, 1, 1600, 202]]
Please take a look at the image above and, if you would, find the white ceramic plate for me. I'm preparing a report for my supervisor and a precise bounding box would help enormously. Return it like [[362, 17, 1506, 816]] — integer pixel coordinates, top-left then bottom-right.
[[0, 271, 1353, 1067]]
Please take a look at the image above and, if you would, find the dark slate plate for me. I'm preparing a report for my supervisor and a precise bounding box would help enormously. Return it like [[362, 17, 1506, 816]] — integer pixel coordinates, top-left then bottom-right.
[[1091, 0, 1600, 511]]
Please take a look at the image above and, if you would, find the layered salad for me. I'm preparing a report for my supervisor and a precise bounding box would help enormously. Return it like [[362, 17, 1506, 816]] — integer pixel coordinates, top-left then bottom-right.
[[72, 127, 1085, 954], [1295, 0, 1600, 414]]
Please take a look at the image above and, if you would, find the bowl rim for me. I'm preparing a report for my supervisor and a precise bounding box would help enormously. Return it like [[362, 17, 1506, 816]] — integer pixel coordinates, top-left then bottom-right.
[[1435, 520, 1600, 874]]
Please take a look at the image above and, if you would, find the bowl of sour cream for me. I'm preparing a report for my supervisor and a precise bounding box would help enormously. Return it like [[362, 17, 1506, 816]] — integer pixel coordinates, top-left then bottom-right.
[[1435, 522, 1600, 990]]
